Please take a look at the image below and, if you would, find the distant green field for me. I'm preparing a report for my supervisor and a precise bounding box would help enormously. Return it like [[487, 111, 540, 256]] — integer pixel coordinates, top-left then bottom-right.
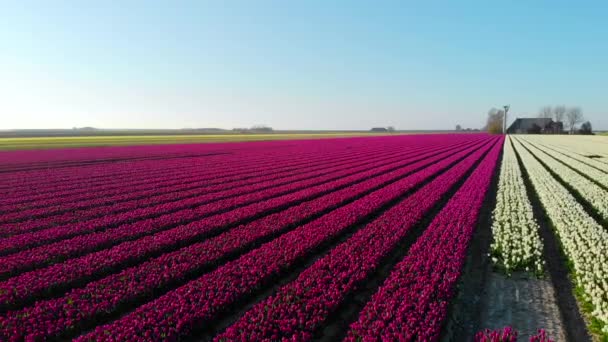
[[0, 133, 401, 150]]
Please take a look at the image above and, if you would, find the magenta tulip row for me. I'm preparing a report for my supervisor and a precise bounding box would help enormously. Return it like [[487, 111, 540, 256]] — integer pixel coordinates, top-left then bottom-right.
[[0, 141, 482, 312], [0, 138, 400, 204], [344, 137, 502, 341], [475, 327, 553, 342], [1, 154, 225, 199], [0, 137, 316, 177], [0, 144, 411, 233], [213, 138, 496, 341], [0, 135, 380, 168], [68, 139, 494, 341], [0, 136, 419, 194], [0, 143, 396, 213], [0, 150, 225, 182], [0, 142, 488, 341], [0, 148, 409, 236], [0, 143, 454, 260]]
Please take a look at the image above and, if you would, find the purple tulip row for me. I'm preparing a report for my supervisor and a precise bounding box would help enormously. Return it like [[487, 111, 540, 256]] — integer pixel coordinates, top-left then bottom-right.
[[0, 135, 418, 193], [1, 143, 394, 214], [0, 136, 316, 179], [0, 140, 482, 312], [344, 136, 502, 341], [0, 150, 452, 277], [0, 151, 224, 185], [68, 139, 495, 342], [0, 135, 379, 169], [0, 148, 279, 199], [0, 138, 401, 207], [0, 142, 455, 264], [0, 141, 489, 341], [475, 327, 553, 342], [1, 154, 221, 199], [0, 144, 410, 235], [213, 138, 497, 341]]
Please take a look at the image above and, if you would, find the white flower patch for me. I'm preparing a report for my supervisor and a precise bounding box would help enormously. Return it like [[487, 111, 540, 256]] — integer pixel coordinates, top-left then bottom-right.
[[518, 139, 608, 222], [513, 137, 608, 334], [490, 136, 544, 275], [522, 135, 608, 170]]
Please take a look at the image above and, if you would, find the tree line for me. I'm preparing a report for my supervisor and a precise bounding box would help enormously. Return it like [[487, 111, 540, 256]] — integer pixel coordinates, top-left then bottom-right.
[[538, 105, 588, 134]]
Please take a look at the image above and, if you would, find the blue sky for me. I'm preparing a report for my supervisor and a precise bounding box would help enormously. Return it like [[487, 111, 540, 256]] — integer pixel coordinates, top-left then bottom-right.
[[1, 1, 607, 130]]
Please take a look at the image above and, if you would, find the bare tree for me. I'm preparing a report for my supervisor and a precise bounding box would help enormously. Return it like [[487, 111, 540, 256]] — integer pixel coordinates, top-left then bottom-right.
[[553, 105, 566, 123], [485, 108, 505, 134], [565, 107, 584, 134], [455, 124, 462, 131], [538, 106, 553, 119]]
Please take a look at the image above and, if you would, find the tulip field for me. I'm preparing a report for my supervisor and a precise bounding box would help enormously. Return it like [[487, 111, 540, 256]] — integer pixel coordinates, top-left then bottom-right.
[[1, 133, 608, 341]]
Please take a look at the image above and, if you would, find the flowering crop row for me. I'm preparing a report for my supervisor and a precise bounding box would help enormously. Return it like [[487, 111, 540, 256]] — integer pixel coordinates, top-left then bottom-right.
[[1, 153, 407, 253], [518, 139, 608, 222], [0, 135, 392, 170], [0, 152, 223, 190], [0, 144, 402, 220], [343, 137, 501, 341], [519, 135, 608, 170], [520, 137, 608, 188], [0, 137, 342, 185], [0, 147, 460, 277], [0, 141, 481, 310], [512, 137, 608, 334], [0, 140, 482, 288], [0, 149, 278, 202], [0, 141, 493, 340], [69, 139, 496, 342], [2, 134, 449, 195], [214, 137, 499, 341], [0, 138, 406, 206], [475, 326, 553, 342], [490, 136, 544, 275], [1, 154, 218, 199], [536, 141, 608, 172], [0, 144, 414, 236]]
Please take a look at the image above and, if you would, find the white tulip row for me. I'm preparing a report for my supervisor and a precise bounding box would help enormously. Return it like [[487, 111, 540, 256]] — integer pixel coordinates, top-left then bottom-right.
[[522, 135, 608, 168], [518, 139, 608, 222], [513, 137, 608, 334], [535, 140, 608, 172], [491, 137, 544, 275], [520, 137, 608, 188]]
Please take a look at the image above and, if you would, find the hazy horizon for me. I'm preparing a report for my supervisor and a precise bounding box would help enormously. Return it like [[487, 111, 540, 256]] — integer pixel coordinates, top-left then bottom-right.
[[2, 1, 607, 131]]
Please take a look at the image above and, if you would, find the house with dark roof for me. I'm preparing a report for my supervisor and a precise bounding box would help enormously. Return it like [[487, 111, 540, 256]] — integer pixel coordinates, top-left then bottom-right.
[[507, 118, 563, 134]]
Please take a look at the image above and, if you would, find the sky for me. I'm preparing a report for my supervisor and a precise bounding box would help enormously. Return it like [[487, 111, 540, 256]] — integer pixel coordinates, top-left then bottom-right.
[[1, 1, 607, 130]]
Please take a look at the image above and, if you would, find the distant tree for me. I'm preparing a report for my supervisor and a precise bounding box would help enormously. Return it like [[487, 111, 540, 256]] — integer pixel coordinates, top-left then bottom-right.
[[566, 107, 584, 134], [538, 106, 553, 119], [579, 121, 593, 135], [387, 126, 396, 132], [455, 124, 462, 131], [250, 125, 273, 133], [370, 127, 388, 132], [553, 105, 567, 123], [485, 108, 505, 134]]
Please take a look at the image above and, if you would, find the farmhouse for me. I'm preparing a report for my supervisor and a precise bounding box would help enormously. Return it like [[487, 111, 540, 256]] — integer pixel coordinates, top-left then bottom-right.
[[507, 118, 563, 134]]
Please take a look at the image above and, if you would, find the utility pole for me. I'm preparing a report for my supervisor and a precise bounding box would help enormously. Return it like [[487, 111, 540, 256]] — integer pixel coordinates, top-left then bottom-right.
[[503, 105, 510, 134]]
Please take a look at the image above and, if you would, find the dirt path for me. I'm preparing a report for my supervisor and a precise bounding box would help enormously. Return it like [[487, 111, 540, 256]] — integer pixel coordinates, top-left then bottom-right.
[[479, 272, 566, 341]]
